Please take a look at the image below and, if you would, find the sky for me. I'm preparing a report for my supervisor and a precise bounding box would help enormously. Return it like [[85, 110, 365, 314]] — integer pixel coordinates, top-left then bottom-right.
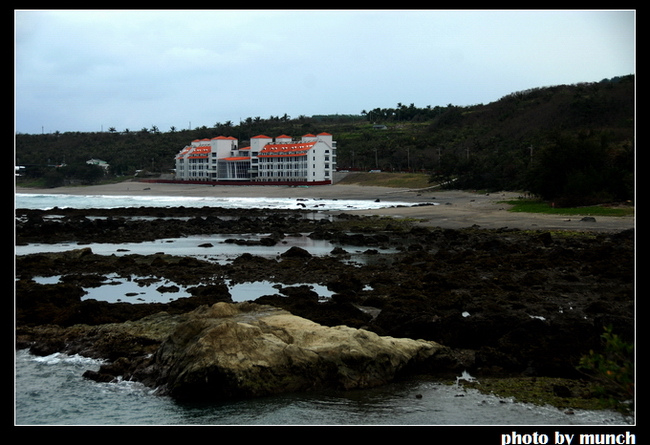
[[15, 9, 635, 135]]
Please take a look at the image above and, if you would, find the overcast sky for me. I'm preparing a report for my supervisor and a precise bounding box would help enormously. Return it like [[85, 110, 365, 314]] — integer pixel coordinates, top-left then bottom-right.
[[15, 9, 635, 135]]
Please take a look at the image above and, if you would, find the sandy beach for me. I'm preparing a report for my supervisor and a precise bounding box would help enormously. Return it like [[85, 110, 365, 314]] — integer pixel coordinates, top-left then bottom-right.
[[16, 180, 634, 232]]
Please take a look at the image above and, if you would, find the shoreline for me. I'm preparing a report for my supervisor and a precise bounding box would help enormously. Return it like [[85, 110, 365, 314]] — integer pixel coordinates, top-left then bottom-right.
[[15, 181, 635, 416], [15, 181, 634, 232], [15, 180, 432, 201]]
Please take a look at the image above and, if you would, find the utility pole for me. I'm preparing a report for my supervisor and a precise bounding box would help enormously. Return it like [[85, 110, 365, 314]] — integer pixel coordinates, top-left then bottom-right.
[[407, 146, 410, 171]]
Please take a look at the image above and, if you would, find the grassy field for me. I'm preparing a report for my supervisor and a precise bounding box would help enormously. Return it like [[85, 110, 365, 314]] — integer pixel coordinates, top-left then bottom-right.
[[503, 199, 634, 217], [336, 172, 433, 189]]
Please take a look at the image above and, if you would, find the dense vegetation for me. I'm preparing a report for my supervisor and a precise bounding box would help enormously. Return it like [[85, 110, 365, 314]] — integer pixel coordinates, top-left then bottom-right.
[[16, 75, 634, 206]]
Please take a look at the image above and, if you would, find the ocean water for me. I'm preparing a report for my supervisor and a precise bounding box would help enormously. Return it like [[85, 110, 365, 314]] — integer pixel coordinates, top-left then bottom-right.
[[15, 192, 427, 211], [15, 349, 631, 426], [14, 192, 633, 426]]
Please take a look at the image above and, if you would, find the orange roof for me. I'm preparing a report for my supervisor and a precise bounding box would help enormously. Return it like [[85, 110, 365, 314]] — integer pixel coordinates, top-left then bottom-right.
[[252, 135, 271, 139], [258, 142, 316, 158], [176, 147, 192, 159], [186, 145, 211, 159], [222, 156, 250, 161], [276, 134, 292, 139]]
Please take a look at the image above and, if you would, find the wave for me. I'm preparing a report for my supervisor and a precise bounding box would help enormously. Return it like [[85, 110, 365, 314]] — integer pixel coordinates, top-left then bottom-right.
[[15, 193, 427, 211], [25, 350, 105, 367]]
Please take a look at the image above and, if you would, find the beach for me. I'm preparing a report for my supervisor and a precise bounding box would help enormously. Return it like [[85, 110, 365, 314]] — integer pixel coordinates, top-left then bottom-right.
[[16, 180, 634, 232]]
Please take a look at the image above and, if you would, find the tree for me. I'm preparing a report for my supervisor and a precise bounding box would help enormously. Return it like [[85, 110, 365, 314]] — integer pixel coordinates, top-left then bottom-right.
[[526, 132, 632, 206], [59, 163, 105, 185], [43, 169, 65, 188]]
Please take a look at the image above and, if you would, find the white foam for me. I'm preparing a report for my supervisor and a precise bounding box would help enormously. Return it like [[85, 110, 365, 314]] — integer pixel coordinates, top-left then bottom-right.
[[28, 351, 104, 367], [16, 193, 427, 211]]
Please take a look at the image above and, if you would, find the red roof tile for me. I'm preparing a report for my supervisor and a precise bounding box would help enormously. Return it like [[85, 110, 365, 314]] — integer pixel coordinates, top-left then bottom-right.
[[212, 136, 238, 140], [258, 142, 316, 158]]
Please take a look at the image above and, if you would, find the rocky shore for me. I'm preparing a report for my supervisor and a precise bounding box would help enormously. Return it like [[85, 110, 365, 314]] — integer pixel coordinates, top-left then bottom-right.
[[15, 196, 635, 406]]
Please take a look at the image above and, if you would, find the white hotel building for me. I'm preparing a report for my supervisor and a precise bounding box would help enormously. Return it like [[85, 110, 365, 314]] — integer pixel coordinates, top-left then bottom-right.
[[174, 133, 336, 184]]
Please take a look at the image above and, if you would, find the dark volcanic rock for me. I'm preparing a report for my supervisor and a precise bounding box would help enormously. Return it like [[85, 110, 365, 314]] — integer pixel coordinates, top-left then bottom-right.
[[15, 206, 635, 389], [280, 246, 312, 258]]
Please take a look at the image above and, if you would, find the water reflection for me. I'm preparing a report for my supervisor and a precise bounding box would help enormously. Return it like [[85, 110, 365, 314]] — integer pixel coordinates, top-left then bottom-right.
[[30, 274, 334, 305], [16, 233, 399, 264]]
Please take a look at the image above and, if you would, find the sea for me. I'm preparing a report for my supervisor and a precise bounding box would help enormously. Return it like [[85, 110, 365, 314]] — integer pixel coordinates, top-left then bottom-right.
[[14, 192, 634, 427], [14, 192, 426, 212]]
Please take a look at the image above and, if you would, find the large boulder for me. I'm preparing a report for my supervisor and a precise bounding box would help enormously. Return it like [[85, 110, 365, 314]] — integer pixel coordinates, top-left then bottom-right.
[[150, 302, 443, 401]]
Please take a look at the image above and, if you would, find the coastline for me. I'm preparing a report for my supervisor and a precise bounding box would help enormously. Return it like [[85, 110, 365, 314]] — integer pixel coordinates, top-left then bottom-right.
[[16, 180, 636, 418], [15, 180, 430, 201], [15, 180, 634, 232]]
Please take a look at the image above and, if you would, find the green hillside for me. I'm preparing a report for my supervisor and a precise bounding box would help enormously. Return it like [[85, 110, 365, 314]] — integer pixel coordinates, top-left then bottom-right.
[[16, 75, 634, 206]]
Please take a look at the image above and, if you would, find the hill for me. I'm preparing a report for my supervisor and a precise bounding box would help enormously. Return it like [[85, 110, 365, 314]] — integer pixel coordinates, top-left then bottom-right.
[[16, 75, 634, 205]]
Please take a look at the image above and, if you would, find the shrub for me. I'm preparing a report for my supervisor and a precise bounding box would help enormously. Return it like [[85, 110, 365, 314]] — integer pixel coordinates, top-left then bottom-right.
[[577, 326, 634, 413]]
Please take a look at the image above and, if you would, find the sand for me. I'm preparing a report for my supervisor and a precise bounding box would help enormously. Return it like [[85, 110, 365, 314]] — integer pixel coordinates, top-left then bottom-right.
[[16, 180, 634, 232]]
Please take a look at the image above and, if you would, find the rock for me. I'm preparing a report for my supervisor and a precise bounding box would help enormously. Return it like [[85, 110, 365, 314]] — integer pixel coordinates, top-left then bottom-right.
[[83, 369, 115, 383], [537, 231, 553, 247], [327, 273, 363, 294], [157, 284, 180, 293], [15, 211, 635, 384], [150, 302, 443, 401], [259, 236, 278, 246], [280, 246, 312, 258], [278, 285, 319, 300]]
